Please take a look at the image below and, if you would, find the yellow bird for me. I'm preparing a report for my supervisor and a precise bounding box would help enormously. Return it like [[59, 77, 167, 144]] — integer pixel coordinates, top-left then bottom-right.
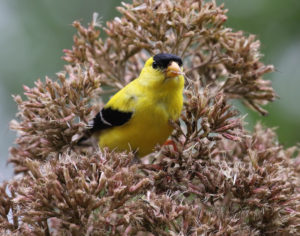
[[89, 53, 184, 156]]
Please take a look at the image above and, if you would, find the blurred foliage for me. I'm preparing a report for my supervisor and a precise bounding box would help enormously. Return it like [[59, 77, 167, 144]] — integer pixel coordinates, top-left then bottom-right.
[[225, 0, 300, 146], [0, 0, 299, 180]]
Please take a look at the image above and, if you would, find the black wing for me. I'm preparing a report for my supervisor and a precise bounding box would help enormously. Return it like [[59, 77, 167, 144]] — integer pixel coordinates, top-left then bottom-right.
[[90, 107, 133, 132]]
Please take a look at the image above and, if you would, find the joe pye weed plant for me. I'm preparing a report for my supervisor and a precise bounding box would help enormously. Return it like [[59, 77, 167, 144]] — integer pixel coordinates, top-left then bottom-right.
[[1, 0, 299, 235]]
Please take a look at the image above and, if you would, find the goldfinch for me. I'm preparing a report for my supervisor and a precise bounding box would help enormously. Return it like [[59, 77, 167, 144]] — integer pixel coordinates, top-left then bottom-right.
[[89, 53, 184, 156]]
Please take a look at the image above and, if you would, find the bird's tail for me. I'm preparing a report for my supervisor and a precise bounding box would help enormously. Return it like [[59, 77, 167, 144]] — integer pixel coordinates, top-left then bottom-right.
[[72, 124, 94, 145]]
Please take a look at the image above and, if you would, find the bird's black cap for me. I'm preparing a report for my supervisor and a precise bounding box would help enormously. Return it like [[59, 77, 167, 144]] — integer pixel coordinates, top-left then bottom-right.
[[153, 53, 183, 69]]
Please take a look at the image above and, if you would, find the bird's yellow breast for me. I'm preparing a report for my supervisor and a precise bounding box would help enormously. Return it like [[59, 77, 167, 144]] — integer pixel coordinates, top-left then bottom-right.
[[98, 76, 184, 156]]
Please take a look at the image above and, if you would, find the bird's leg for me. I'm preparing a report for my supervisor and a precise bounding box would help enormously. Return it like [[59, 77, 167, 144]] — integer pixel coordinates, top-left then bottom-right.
[[163, 139, 178, 152]]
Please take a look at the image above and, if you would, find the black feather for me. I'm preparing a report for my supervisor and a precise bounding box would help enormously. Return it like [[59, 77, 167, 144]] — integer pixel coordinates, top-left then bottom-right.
[[90, 107, 133, 132], [153, 53, 183, 69]]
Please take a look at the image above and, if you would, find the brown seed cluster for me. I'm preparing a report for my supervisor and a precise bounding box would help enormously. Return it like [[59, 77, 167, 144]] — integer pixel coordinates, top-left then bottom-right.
[[9, 65, 102, 174], [1, 0, 299, 235]]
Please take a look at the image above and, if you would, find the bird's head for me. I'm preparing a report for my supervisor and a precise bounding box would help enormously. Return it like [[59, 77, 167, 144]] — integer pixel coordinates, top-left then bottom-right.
[[138, 53, 184, 90]]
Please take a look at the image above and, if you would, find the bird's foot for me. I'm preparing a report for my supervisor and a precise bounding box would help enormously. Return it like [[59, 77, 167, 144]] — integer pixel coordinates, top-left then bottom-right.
[[163, 140, 178, 152]]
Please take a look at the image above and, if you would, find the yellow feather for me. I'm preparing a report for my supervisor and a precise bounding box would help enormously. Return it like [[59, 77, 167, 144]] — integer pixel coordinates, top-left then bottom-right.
[[97, 56, 184, 156]]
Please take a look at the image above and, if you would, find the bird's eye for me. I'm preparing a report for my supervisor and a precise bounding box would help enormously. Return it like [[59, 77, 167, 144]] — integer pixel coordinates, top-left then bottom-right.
[[152, 61, 158, 69]]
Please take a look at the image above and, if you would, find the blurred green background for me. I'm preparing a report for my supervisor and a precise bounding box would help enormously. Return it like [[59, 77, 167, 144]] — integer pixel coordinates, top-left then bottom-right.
[[0, 0, 299, 181]]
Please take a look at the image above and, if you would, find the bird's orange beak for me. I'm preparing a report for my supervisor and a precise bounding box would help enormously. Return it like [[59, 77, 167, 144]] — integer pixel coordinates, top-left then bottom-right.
[[166, 61, 182, 78]]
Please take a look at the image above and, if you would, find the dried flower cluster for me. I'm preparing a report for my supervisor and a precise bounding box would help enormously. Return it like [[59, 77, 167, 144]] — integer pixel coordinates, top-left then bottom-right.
[[1, 0, 299, 235]]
